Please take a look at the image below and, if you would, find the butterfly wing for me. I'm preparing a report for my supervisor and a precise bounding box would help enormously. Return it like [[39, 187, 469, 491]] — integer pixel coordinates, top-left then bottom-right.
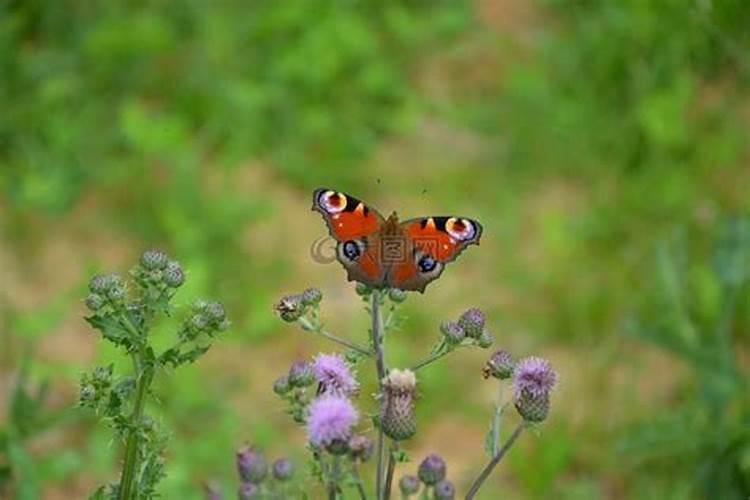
[[312, 188, 387, 287], [388, 216, 483, 292]]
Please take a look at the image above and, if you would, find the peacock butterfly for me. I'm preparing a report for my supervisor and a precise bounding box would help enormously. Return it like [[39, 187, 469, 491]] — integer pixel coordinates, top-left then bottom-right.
[[312, 188, 482, 292]]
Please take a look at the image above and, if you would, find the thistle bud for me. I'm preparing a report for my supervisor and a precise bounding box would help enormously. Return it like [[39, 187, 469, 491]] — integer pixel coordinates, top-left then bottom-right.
[[417, 454, 446, 486], [163, 261, 185, 288], [80, 384, 96, 403], [190, 314, 210, 332], [434, 479, 456, 500], [273, 375, 291, 395], [141, 249, 169, 270], [355, 282, 372, 297], [288, 360, 315, 387], [275, 295, 305, 322], [237, 482, 260, 499], [388, 288, 408, 303], [484, 350, 515, 379], [515, 390, 550, 422], [477, 329, 494, 349], [205, 302, 226, 323], [107, 283, 126, 302], [380, 369, 417, 441], [440, 321, 465, 345], [236, 445, 268, 484], [272, 458, 294, 481], [348, 435, 374, 462], [301, 287, 323, 306], [458, 308, 485, 339], [85, 293, 105, 312], [399, 475, 420, 496], [89, 274, 113, 294]]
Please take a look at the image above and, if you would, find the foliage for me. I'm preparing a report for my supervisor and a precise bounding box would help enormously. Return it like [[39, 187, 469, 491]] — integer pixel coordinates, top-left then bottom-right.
[[623, 218, 750, 499], [80, 250, 228, 499]]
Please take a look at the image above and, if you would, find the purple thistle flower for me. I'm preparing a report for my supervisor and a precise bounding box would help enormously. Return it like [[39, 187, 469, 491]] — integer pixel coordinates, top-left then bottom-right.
[[313, 353, 359, 396], [514, 356, 557, 398], [306, 395, 359, 448]]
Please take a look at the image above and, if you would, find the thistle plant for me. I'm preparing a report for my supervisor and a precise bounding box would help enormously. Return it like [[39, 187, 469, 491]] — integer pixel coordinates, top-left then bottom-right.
[[80, 249, 229, 499], [264, 282, 556, 499]]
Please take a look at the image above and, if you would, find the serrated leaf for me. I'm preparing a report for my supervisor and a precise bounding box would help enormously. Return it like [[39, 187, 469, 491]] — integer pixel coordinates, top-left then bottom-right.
[[85, 315, 131, 345]]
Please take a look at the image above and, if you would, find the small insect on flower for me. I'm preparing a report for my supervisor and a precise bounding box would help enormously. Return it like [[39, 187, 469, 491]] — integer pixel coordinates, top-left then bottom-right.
[[274, 294, 305, 322], [313, 353, 359, 397], [306, 395, 359, 449]]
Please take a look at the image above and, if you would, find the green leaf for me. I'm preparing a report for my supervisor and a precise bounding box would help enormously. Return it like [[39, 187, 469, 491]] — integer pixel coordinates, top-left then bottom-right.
[[85, 315, 132, 346]]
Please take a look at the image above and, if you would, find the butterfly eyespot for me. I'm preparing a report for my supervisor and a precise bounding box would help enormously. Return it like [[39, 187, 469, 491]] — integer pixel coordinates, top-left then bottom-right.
[[319, 190, 347, 214], [418, 254, 437, 273], [342, 240, 361, 261], [446, 217, 475, 241]]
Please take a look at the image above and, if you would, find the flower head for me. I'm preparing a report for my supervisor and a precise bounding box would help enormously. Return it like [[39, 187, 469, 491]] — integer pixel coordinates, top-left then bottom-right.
[[484, 350, 515, 380], [348, 435, 374, 462], [399, 475, 420, 496], [440, 321, 465, 345], [236, 445, 268, 484], [238, 482, 260, 499], [434, 479, 456, 500], [275, 294, 305, 322], [380, 369, 418, 441], [288, 360, 315, 387], [514, 356, 557, 398], [418, 454, 446, 486], [272, 458, 294, 481], [306, 395, 359, 448], [301, 287, 323, 306], [458, 308, 485, 339], [313, 353, 359, 396]]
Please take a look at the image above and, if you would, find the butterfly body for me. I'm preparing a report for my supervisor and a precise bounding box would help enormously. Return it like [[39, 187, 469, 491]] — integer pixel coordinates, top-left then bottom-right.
[[312, 188, 482, 292]]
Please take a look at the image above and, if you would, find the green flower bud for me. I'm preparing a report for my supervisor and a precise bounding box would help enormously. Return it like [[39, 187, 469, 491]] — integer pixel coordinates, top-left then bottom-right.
[[515, 390, 550, 422], [399, 475, 420, 496], [85, 293, 105, 311], [477, 329, 494, 349], [301, 287, 323, 306], [205, 302, 226, 323], [273, 375, 291, 395], [381, 369, 417, 441], [140, 249, 169, 270], [163, 261, 184, 288], [440, 321, 465, 345], [388, 288, 408, 303], [355, 282, 372, 297]]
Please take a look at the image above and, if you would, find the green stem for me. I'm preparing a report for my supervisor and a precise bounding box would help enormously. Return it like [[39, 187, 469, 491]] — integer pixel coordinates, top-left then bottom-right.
[[491, 383, 505, 457], [351, 464, 368, 500], [328, 455, 341, 500], [466, 422, 526, 500], [298, 316, 371, 356], [411, 343, 452, 371], [384, 441, 398, 500], [371, 290, 387, 500], [117, 354, 151, 500]]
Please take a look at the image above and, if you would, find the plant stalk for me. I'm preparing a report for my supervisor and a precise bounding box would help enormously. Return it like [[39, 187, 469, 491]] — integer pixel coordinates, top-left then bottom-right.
[[298, 316, 371, 356], [466, 422, 526, 500], [117, 353, 151, 500], [371, 290, 387, 500], [384, 441, 398, 500]]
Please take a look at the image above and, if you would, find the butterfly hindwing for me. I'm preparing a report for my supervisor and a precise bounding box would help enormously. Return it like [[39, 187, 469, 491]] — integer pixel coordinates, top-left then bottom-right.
[[387, 216, 483, 292], [312, 188, 387, 287]]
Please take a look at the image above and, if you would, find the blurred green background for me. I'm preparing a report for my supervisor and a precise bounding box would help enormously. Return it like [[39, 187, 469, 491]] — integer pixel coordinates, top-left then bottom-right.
[[1, 0, 749, 498]]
